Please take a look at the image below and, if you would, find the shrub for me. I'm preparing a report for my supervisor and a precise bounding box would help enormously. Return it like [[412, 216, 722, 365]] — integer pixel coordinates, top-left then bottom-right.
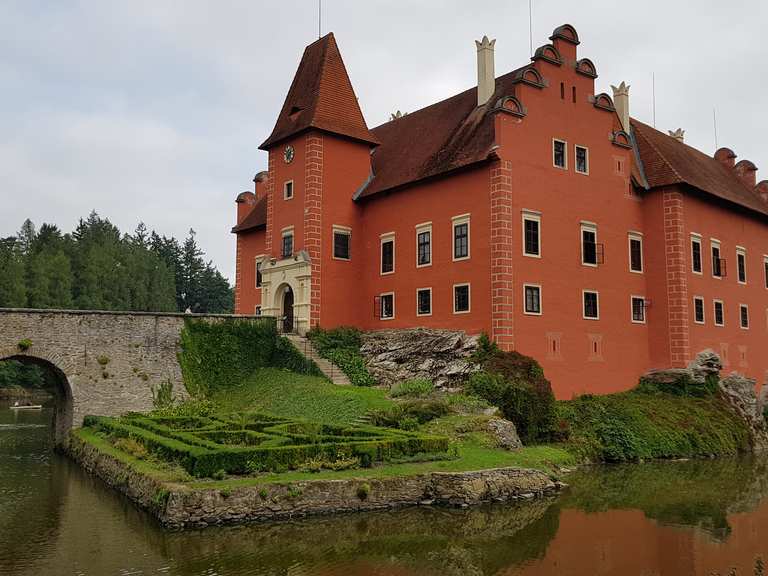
[[113, 437, 148, 459], [636, 372, 719, 397], [467, 346, 557, 444], [356, 482, 371, 500], [151, 380, 175, 410], [369, 399, 450, 430], [17, 338, 32, 352], [390, 379, 433, 398], [307, 326, 375, 387]]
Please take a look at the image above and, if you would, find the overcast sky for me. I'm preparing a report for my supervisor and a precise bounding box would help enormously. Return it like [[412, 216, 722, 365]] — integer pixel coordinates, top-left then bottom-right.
[[1, 1, 766, 280]]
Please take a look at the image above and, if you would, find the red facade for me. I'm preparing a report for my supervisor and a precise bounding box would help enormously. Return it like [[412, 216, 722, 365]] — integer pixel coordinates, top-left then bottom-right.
[[233, 25, 768, 398]]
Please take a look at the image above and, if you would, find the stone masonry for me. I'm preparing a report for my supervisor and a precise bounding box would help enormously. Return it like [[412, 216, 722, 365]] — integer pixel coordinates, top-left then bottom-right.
[[0, 308, 255, 444]]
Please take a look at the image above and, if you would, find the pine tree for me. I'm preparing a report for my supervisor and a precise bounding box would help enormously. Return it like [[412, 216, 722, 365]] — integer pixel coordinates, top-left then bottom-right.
[[0, 238, 26, 307]]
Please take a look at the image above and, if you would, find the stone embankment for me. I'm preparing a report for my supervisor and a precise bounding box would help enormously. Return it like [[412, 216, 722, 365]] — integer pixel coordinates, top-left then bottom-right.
[[67, 433, 563, 529], [361, 329, 479, 389]]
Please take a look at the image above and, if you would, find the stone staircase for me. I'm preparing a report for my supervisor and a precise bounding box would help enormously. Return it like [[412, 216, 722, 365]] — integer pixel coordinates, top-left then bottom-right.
[[284, 334, 351, 386]]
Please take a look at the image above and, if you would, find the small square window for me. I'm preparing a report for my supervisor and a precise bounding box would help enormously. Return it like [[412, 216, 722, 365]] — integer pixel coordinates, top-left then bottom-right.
[[583, 291, 599, 319], [524, 284, 541, 315], [740, 304, 749, 329], [416, 288, 431, 316], [575, 146, 589, 174], [693, 297, 705, 324], [629, 234, 643, 273], [714, 300, 725, 327], [417, 227, 431, 266], [631, 296, 645, 323], [453, 218, 470, 260], [381, 237, 394, 274], [553, 139, 566, 169], [454, 284, 470, 314], [281, 233, 293, 258], [380, 293, 394, 320], [737, 249, 746, 284], [333, 230, 350, 260], [283, 181, 294, 200], [523, 214, 541, 257], [691, 236, 702, 274]]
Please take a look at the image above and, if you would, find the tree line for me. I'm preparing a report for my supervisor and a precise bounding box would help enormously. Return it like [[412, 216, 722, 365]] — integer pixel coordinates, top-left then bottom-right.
[[0, 212, 232, 314]]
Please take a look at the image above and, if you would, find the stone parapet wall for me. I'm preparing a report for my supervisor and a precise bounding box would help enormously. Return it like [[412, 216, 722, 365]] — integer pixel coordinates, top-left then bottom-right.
[[67, 432, 562, 529]]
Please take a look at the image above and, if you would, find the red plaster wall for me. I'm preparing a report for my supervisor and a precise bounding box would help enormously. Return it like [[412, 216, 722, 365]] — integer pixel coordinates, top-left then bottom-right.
[[234, 229, 265, 315]]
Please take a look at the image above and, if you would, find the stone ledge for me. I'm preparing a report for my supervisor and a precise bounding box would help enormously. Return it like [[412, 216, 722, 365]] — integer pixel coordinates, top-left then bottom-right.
[[0, 307, 269, 320], [66, 433, 563, 530]]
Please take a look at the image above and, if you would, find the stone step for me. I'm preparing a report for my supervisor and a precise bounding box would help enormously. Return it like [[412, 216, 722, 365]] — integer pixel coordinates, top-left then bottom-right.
[[283, 334, 351, 386]]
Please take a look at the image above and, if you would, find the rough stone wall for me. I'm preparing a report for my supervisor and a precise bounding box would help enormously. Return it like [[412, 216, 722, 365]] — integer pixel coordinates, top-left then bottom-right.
[[0, 309, 250, 443], [360, 329, 480, 388], [67, 432, 562, 529]]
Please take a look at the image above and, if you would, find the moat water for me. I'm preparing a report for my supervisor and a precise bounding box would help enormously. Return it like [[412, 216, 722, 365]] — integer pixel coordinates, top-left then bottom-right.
[[2, 400, 768, 576]]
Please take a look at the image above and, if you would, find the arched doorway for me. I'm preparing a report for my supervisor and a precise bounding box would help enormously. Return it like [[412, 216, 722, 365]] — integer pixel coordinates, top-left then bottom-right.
[[0, 355, 73, 447], [282, 286, 295, 333]]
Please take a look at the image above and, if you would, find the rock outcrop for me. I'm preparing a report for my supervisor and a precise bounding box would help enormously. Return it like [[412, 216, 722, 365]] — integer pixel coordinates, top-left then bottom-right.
[[719, 372, 768, 451], [360, 329, 480, 388], [486, 418, 523, 450]]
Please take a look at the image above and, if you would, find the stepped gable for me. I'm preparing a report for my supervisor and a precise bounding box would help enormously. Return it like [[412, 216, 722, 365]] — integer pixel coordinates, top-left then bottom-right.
[[632, 118, 768, 217], [260, 33, 379, 150]]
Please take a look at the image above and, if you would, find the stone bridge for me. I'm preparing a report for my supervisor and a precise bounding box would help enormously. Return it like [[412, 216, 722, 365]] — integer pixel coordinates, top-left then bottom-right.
[[0, 308, 257, 444]]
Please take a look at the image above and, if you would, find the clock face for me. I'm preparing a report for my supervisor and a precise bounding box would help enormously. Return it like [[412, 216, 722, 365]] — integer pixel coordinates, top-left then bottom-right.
[[283, 145, 295, 164]]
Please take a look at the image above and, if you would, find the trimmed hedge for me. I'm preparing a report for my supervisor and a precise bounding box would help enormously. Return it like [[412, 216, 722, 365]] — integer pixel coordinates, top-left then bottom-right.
[[83, 411, 449, 478]]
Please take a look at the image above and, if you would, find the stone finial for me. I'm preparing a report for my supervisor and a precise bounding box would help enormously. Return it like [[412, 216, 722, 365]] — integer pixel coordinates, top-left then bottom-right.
[[668, 128, 685, 143], [475, 36, 496, 107], [390, 110, 407, 121], [610, 81, 631, 132]]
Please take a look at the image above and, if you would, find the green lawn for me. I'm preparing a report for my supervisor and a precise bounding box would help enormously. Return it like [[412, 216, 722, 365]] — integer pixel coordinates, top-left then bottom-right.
[[209, 367, 393, 424]]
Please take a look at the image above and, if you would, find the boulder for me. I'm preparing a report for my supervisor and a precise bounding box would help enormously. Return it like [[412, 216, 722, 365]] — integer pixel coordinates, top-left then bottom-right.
[[360, 329, 480, 389], [486, 418, 523, 450], [688, 349, 722, 383], [719, 372, 768, 451]]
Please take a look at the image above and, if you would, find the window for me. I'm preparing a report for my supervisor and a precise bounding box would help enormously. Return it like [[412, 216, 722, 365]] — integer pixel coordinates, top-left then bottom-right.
[[453, 284, 470, 314], [711, 241, 723, 278], [333, 227, 351, 260], [524, 284, 542, 315], [583, 290, 599, 319], [740, 304, 749, 329], [416, 288, 432, 316], [737, 248, 746, 284], [522, 212, 541, 257], [691, 235, 702, 274], [283, 180, 294, 200], [572, 86, 576, 103], [255, 258, 263, 287], [693, 296, 705, 324], [553, 139, 567, 169], [416, 223, 432, 267], [628, 233, 643, 273], [575, 146, 589, 174], [714, 300, 724, 326], [380, 235, 394, 274], [764, 256, 768, 288], [452, 215, 470, 260], [380, 293, 394, 320], [281, 230, 293, 258], [581, 224, 598, 266], [255, 306, 262, 316], [631, 296, 645, 323]]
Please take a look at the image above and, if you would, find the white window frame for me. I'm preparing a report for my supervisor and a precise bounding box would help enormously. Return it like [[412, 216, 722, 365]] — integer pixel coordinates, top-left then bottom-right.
[[711, 239, 722, 279], [453, 283, 471, 314], [523, 284, 542, 316], [380, 233, 395, 275], [379, 292, 395, 320], [628, 231, 643, 273], [630, 295, 646, 324], [581, 222, 598, 267], [416, 287, 432, 317], [574, 144, 589, 175], [552, 138, 567, 170], [332, 225, 352, 261], [691, 233, 703, 275], [736, 246, 747, 285], [713, 299, 725, 327], [281, 226, 294, 258], [415, 222, 432, 268], [522, 210, 542, 258], [740, 303, 749, 330], [452, 214, 471, 262], [582, 290, 600, 320], [283, 180, 294, 200], [255, 254, 265, 288], [693, 296, 705, 324]]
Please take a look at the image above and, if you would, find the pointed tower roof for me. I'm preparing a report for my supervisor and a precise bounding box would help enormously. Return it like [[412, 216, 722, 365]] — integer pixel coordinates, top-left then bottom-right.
[[260, 33, 379, 150]]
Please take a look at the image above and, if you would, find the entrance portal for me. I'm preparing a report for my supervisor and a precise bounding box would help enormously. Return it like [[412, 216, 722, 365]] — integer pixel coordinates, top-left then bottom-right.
[[282, 286, 295, 333]]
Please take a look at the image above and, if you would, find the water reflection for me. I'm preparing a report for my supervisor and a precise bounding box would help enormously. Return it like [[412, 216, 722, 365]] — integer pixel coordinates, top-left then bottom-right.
[[2, 401, 768, 575]]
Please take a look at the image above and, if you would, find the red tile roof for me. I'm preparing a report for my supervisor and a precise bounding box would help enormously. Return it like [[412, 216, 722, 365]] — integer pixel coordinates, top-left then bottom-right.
[[231, 195, 267, 233], [260, 33, 379, 150], [632, 119, 768, 217]]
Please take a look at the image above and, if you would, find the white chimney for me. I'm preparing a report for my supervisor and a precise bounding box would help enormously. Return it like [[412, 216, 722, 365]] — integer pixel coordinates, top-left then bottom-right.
[[475, 36, 496, 107], [668, 128, 685, 143], [611, 81, 631, 132]]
